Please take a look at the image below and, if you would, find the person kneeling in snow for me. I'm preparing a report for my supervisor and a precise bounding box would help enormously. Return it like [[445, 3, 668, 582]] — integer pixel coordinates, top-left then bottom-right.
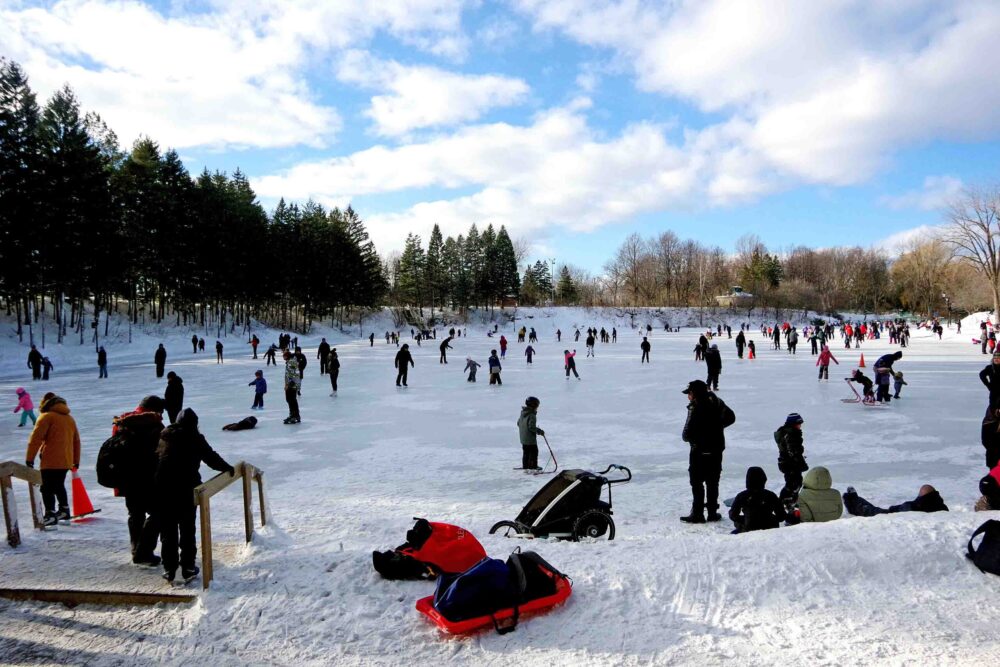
[[843, 484, 948, 517], [729, 467, 786, 533]]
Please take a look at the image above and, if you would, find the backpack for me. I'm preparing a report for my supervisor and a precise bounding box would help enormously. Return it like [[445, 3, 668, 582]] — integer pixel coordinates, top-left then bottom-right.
[[432, 550, 565, 634], [372, 518, 486, 580], [95, 432, 132, 489], [967, 519, 1000, 576]]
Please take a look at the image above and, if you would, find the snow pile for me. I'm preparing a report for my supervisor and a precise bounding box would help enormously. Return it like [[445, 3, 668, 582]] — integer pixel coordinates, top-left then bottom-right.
[[0, 310, 996, 665]]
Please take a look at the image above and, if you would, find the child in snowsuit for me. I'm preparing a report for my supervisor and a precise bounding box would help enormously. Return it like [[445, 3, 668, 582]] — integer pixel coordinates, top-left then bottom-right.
[[892, 371, 907, 399], [222, 416, 258, 431], [729, 467, 786, 534], [816, 345, 838, 380], [464, 357, 480, 382], [564, 350, 579, 379], [41, 357, 53, 380], [747, 340, 756, 359], [849, 369, 875, 402], [488, 350, 502, 385], [774, 413, 808, 505], [249, 370, 267, 409], [13, 388, 36, 427], [517, 397, 544, 471], [525, 345, 535, 364]]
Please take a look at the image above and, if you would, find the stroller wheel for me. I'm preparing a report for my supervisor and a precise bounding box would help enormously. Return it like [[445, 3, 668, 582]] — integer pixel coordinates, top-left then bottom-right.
[[489, 520, 527, 538], [573, 510, 615, 541]]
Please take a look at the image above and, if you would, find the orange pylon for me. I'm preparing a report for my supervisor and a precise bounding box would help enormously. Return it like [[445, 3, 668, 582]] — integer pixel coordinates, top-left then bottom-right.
[[858, 353, 866, 368], [71, 470, 100, 520]]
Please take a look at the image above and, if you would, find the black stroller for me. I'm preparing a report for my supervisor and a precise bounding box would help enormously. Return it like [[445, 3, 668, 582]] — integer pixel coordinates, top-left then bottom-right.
[[489, 465, 632, 541]]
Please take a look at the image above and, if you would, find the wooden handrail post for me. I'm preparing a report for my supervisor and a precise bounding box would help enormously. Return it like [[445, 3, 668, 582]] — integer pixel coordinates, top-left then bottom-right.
[[199, 491, 213, 590], [255, 470, 267, 527], [27, 481, 41, 530], [2, 475, 20, 548], [1, 462, 45, 547], [241, 463, 253, 544]]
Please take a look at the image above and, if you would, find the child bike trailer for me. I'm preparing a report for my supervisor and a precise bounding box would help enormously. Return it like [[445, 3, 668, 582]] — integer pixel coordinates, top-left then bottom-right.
[[489, 465, 632, 541]]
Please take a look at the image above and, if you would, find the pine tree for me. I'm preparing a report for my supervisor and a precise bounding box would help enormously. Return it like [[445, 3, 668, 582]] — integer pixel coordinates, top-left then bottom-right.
[[494, 226, 521, 301], [397, 234, 426, 307], [426, 224, 444, 312], [557, 265, 578, 304]]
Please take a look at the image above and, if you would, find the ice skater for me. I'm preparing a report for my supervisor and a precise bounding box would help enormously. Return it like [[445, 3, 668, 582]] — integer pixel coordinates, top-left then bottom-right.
[[249, 370, 267, 410]]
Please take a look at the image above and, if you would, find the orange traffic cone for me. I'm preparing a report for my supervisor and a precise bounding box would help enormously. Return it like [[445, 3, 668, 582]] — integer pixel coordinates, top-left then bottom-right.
[[858, 353, 865, 368], [71, 470, 100, 520]]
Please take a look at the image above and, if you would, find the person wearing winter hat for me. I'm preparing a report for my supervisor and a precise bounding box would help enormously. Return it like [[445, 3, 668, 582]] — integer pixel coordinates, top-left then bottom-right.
[[25, 393, 81, 526], [155, 408, 234, 583], [704, 344, 722, 391], [974, 465, 1000, 511], [774, 413, 808, 506], [796, 466, 843, 522], [116, 395, 167, 565], [517, 397, 544, 471], [729, 466, 786, 533], [13, 387, 36, 427], [464, 356, 481, 382], [249, 370, 267, 410], [680, 380, 736, 523]]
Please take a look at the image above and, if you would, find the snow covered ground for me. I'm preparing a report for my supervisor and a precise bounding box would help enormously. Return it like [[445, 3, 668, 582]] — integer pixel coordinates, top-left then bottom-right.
[[1, 311, 998, 665]]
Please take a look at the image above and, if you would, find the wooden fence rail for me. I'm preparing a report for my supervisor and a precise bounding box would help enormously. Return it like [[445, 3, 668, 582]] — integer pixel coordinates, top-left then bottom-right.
[[0, 461, 43, 547], [193, 461, 267, 589]]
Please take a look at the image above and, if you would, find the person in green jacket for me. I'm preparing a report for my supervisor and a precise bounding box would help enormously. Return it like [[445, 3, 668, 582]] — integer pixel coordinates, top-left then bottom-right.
[[517, 397, 544, 471], [795, 466, 843, 523]]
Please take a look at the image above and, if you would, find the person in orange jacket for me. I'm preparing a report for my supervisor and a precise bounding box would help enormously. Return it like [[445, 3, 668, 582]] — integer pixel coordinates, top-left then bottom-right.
[[25, 392, 81, 526]]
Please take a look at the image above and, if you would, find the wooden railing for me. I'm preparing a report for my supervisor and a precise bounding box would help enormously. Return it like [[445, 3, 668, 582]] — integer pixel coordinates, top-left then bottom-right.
[[0, 461, 43, 547], [192, 461, 267, 590]]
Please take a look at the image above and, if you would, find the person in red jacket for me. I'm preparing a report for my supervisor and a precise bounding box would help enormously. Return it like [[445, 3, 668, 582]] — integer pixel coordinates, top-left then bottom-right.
[[816, 345, 839, 381], [499, 335, 508, 359], [564, 349, 579, 379]]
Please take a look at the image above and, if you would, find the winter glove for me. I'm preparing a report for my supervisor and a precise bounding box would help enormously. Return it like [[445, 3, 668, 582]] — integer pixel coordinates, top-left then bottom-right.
[[25, 460, 33, 468], [226, 466, 236, 477], [536, 429, 545, 436]]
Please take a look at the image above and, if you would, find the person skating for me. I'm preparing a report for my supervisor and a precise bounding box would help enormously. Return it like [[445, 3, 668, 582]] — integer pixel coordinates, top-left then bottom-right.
[[517, 397, 545, 471], [564, 349, 579, 379], [586, 332, 596, 357], [155, 408, 234, 583], [154, 344, 167, 378], [735, 330, 745, 359], [115, 396, 167, 566], [704, 344, 722, 390], [264, 344, 277, 367], [369, 333, 375, 347], [98, 346, 108, 378], [524, 345, 535, 364], [40, 357, 53, 380], [499, 335, 508, 359], [843, 484, 948, 516], [464, 357, 480, 382], [612, 327, 617, 343], [529, 328, 537, 343], [13, 387, 36, 427], [164, 372, 184, 424], [25, 392, 81, 526], [328, 349, 340, 395], [556, 329, 561, 342], [198, 338, 205, 352], [748, 339, 756, 360], [395, 344, 414, 387], [729, 467, 785, 534], [215, 340, 224, 364], [816, 345, 839, 380], [787, 327, 798, 354], [191, 335, 198, 354], [294, 346, 307, 381], [848, 368, 874, 402], [488, 350, 503, 385], [317, 338, 331, 375], [795, 467, 843, 523], [439, 336, 453, 364], [774, 413, 808, 506], [892, 371, 907, 399], [27, 345, 42, 380], [283, 350, 301, 424], [695, 334, 707, 361], [636, 336, 650, 364], [574, 329, 580, 342], [873, 351, 902, 403], [680, 380, 735, 523], [250, 334, 260, 359], [249, 370, 267, 410]]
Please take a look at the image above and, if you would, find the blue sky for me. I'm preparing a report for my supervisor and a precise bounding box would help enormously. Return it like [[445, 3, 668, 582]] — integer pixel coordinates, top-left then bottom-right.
[[3, 0, 999, 272]]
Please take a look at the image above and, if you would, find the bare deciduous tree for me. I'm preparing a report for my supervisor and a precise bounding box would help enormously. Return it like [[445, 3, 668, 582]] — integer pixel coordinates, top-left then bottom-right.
[[942, 186, 1000, 315]]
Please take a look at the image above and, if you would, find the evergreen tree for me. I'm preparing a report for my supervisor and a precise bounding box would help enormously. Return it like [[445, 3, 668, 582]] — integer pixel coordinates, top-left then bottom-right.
[[426, 224, 444, 312], [557, 265, 578, 304], [494, 226, 521, 300], [397, 234, 426, 307]]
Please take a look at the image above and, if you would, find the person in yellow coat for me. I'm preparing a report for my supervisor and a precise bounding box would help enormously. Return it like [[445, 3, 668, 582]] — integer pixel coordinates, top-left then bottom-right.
[[25, 392, 81, 526]]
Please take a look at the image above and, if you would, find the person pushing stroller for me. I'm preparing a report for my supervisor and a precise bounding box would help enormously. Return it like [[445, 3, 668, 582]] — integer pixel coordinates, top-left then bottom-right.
[[517, 397, 545, 472]]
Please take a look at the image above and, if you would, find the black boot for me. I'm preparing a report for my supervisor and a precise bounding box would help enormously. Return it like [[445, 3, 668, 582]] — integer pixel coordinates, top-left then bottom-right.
[[680, 507, 705, 524]]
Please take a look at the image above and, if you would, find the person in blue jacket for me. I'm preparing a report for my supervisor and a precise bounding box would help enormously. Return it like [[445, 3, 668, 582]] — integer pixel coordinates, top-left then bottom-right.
[[249, 370, 267, 409]]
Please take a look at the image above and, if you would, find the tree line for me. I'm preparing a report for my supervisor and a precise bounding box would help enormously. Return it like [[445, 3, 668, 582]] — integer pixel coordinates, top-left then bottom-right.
[[0, 58, 385, 341]]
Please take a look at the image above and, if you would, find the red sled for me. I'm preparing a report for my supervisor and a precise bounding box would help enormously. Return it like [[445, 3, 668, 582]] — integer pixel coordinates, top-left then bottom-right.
[[415, 570, 572, 635]]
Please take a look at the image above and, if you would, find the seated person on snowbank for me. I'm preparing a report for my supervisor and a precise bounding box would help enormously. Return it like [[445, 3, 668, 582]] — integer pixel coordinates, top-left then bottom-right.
[[843, 484, 948, 517], [729, 467, 785, 533], [974, 465, 1000, 512], [795, 466, 843, 523]]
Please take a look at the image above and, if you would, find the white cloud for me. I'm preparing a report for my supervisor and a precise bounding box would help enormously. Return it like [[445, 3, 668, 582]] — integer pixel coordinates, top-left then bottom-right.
[[880, 176, 964, 211], [874, 225, 943, 256], [0, 0, 471, 149], [336, 50, 530, 136]]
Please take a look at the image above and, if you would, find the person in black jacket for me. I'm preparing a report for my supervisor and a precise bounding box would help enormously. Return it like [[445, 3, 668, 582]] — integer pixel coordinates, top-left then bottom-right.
[[680, 380, 736, 523], [704, 344, 722, 390], [98, 346, 108, 378], [843, 484, 948, 517], [729, 467, 785, 533], [439, 336, 453, 364], [328, 349, 340, 395], [774, 413, 808, 505], [395, 344, 414, 387], [191, 334, 198, 354], [164, 372, 184, 424], [640, 337, 651, 363], [117, 395, 167, 566], [695, 334, 707, 361], [28, 345, 43, 380], [155, 408, 233, 583], [154, 344, 167, 378], [317, 338, 331, 375], [735, 330, 745, 359], [294, 347, 307, 381], [215, 340, 224, 364], [983, 403, 1000, 469], [979, 350, 1000, 412]]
